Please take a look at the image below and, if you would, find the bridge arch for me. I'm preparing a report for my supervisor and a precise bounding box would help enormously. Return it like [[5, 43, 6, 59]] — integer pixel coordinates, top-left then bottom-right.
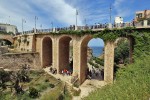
[[58, 35, 73, 73], [0, 35, 13, 43], [0, 39, 12, 46], [80, 35, 105, 83], [114, 36, 134, 64], [41, 36, 53, 67]]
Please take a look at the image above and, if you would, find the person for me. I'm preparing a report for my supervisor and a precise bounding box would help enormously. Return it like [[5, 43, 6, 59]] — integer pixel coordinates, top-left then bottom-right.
[[132, 19, 135, 27], [67, 70, 70, 76], [64, 69, 67, 75], [91, 67, 95, 77], [54, 68, 57, 74], [89, 70, 92, 78], [50, 67, 53, 73], [87, 69, 92, 80], [87, 68, 89, 75], [101, 69, 104, 80], [62, 70, 64, 76]]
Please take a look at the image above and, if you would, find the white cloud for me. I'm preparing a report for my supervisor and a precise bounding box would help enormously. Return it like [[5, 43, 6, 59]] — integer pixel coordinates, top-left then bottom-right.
[[113, 0, 131, 17], [0, 0, 83, 31], [70, 0, 110, 24]]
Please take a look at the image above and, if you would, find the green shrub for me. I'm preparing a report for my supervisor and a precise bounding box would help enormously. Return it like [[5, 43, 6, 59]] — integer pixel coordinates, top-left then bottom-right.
[[72, 88, 81, 96], [29, 87, 39, 98], [49, 83, 55, 88], [57, 93, 64, 100], [45, 78, 49, 82], [84, 30, 150, 100]]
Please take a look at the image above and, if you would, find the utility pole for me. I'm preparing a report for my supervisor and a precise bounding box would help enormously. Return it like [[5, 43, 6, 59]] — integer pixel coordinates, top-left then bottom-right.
[[35, 16, 38, 34], [22, 19, 26, 34]]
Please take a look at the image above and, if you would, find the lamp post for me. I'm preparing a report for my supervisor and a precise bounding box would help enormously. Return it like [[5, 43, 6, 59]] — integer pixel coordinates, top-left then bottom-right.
[[108, 4, 113, 29], [51, 22, 53, 32], [40, 24, 42, 32], [75, 9, 78, 30], [109, 4, 112, 24], [85, 18, 86, 26], [35, 16, 38, 34], [22, 19, 26, 34], [9, 16, 10, 24]]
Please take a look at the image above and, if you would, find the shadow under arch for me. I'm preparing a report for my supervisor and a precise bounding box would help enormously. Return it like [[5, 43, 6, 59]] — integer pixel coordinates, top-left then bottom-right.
[[114, 36, 134, 64], [0, 39, 12, 46], [42, 36, 53, 67], [58, 35, 72, 73]]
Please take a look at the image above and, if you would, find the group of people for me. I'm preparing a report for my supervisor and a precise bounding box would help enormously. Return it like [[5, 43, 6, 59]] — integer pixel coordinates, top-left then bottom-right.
[[49, 67, 57, 74], [87, 67, 104, 80], [61, 69, 72, 76]]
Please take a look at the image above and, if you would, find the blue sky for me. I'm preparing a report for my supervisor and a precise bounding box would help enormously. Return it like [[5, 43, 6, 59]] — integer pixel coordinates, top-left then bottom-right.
[[0, 0, 150, 46], [88, 38, 104, 47], [0, 0, 150, 32]]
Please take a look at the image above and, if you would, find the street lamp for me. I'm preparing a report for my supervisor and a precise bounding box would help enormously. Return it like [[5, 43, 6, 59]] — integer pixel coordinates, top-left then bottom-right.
[[75, 9, 78, 30], [109, 4, 112, 24], [9, 16, 10, 24], [51, 22, 53, 32], [35, 16, 38, 34], [40, 24, 42, 30], [85, 18, 87, 26], [22, 19, 26, 34]]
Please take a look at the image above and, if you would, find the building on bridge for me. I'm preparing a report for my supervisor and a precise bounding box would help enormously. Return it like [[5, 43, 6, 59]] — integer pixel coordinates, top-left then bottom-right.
[[135, 10, 150, 22], [0, 23, 18, 34], [115, 17, 124, 24]]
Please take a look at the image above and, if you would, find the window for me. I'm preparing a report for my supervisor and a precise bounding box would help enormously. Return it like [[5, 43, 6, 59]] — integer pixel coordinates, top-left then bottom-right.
[[136, 13, 142, 18]]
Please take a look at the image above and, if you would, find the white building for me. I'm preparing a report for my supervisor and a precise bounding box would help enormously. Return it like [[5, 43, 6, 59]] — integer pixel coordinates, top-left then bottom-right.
[[0, 23, 18, 34], [115, 17, 124, 24]]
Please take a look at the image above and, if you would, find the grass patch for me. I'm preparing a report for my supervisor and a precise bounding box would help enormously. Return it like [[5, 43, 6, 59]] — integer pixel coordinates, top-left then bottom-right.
[[84, 56, 150, 100]]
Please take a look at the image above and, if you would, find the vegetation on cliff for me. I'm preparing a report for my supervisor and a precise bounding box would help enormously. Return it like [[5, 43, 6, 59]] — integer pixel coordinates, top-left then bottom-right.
[[0, 31, 13, 35], [84, 29, 150, 100]]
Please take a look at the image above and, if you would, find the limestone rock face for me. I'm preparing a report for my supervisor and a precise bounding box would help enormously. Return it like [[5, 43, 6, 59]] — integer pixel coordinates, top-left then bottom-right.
[[87, 47, 93, 61]]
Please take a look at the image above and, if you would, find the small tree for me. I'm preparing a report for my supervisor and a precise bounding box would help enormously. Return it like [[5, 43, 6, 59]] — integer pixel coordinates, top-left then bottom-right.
[[17, 65, 30, 82], [0, 69, 10, 90]]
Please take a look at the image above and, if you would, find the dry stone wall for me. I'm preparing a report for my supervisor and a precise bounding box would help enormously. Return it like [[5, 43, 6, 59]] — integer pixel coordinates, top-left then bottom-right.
[[0, 52, 41, 70]]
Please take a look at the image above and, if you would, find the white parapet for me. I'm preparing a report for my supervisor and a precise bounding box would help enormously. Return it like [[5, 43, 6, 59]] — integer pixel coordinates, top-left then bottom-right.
[[143, 20, 148, 27], [108, 23, 112, 29]]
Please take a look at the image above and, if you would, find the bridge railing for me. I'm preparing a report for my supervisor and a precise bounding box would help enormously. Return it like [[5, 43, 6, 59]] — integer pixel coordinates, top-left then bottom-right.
[[37, 29, 53, 33], [18, 20, 150, 35]]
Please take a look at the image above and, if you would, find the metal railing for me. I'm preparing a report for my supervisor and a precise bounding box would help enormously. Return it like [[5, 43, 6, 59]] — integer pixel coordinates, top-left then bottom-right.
[[18, 20, 150, 35]]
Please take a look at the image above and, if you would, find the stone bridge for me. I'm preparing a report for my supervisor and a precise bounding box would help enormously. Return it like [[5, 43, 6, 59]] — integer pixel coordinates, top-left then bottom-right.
[[13, 21, 150, 85], [13, 31, 134, 85], [0, 34, 14, 43]]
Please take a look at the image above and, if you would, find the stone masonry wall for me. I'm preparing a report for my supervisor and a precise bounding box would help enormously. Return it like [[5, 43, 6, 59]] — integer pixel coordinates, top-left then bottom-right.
[[0, 53, 41, 70]]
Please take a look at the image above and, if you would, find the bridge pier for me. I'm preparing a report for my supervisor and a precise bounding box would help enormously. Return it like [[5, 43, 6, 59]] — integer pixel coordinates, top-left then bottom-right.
[[53, 36, 59, 71], [104, 41, 115, 83], [128, 36, 134, 63], [72, 37, 81, 82]]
